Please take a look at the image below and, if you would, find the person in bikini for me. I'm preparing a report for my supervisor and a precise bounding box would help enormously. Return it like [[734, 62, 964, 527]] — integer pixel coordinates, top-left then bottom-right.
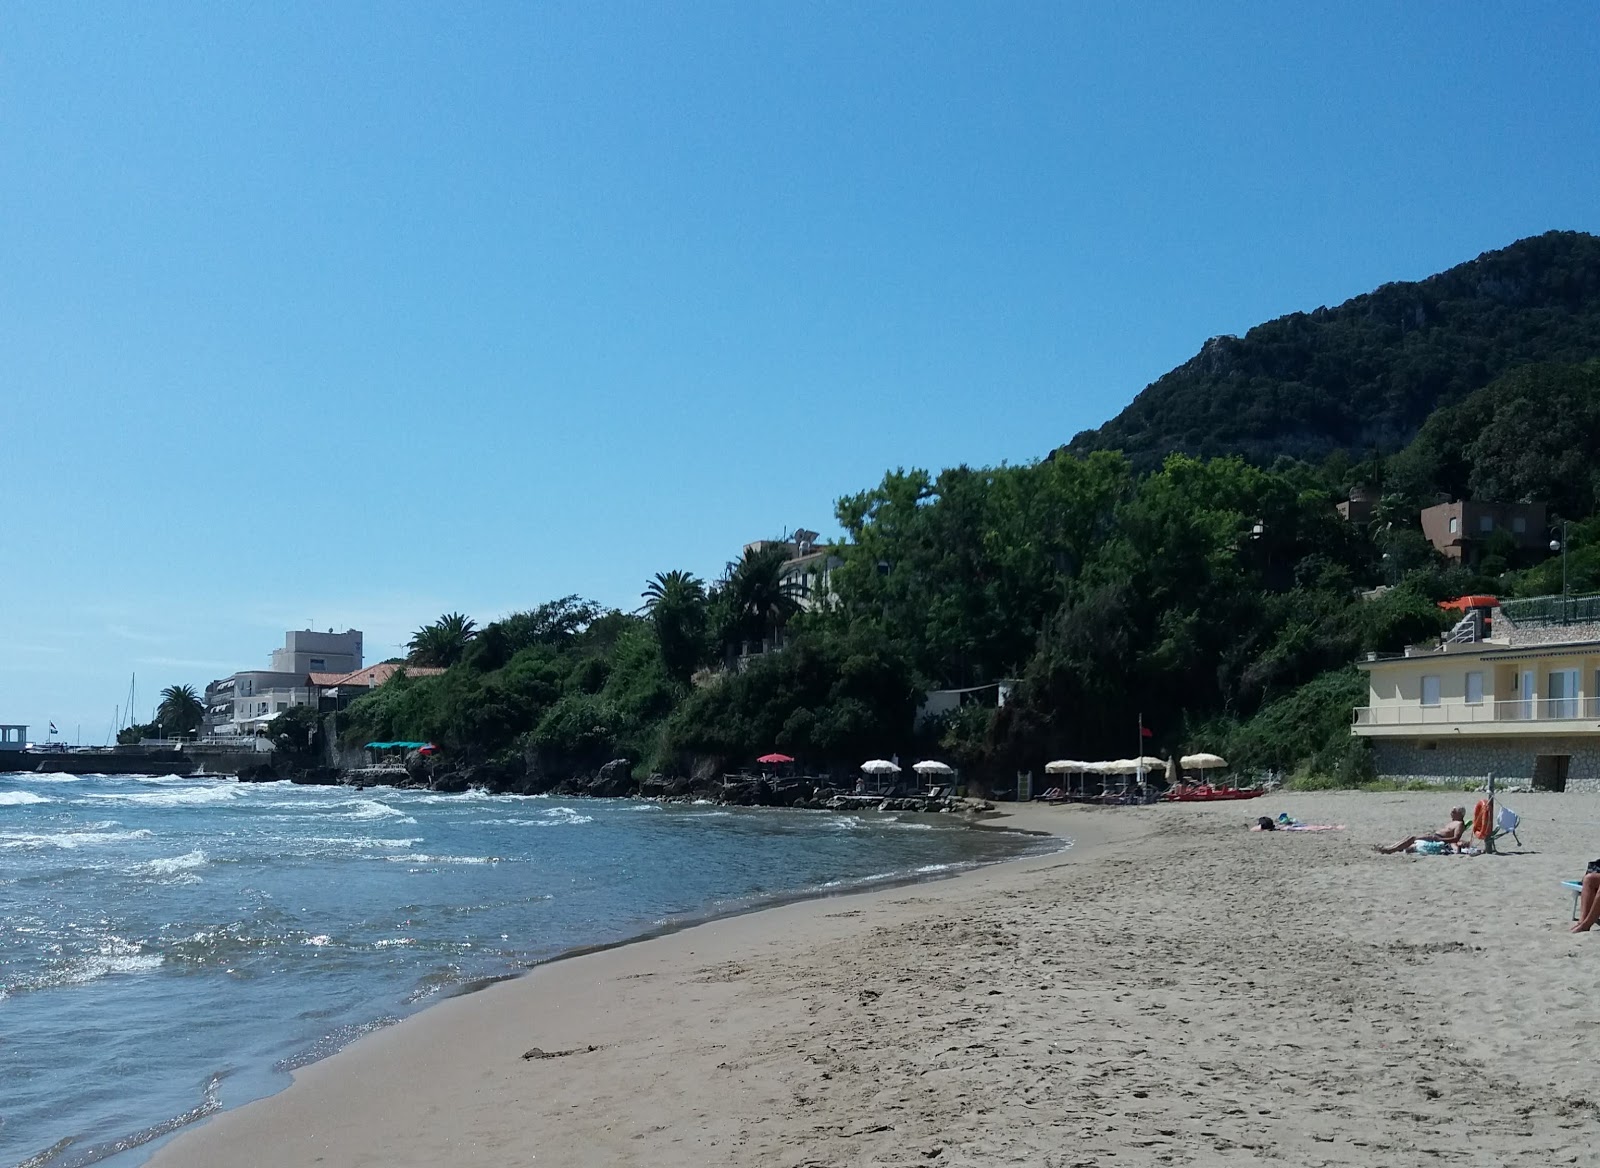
[[1375, 806, 1468, 854]]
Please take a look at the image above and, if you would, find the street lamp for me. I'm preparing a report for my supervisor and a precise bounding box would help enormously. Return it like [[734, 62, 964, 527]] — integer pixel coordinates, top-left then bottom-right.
[[1550, 520, 1569, 599]]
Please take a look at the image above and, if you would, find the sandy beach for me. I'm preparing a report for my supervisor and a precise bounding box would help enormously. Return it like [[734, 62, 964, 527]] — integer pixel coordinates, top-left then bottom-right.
[[149, 792, 1600, 1167]]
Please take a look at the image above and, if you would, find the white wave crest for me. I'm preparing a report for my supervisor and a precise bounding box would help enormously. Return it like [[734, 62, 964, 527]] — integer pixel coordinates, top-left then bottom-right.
[[0, 828, 154, 850], [305, 836, 421, 850], [332, 799, 414, 822], [6, 936, 164, 996], [80, 784, 241, 808], [0, 790, 53, 806], [535, 807, 593, 826], [139, 850, 208, 876], [386, 853, 499, 865]]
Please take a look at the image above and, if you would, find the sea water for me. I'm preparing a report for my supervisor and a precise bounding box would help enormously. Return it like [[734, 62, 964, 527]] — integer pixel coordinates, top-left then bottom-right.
[[0, 772, 1047, 1166]]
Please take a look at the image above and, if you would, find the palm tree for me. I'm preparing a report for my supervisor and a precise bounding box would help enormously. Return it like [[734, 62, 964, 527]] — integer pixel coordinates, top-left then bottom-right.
[[407, 612, 477, 667], [725, 547, 803, 653], [640, 570, 706, 612], [641, 571, 708, 684], [156, 684, 205, 738]]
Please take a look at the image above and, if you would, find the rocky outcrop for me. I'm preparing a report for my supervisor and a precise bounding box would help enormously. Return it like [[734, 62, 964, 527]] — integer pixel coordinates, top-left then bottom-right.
[[289, 766, 344, 786]]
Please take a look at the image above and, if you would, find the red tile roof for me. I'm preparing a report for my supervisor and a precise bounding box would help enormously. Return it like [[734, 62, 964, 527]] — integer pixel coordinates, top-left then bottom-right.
[[310, 663, 446, 689]]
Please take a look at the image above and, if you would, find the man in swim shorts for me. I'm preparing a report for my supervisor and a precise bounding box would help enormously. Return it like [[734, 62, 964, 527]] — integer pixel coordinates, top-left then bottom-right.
[[1376, 806, 1468, 854]]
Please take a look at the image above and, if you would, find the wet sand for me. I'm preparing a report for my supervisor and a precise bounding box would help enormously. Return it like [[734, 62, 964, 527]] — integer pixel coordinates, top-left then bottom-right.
[[150, 793, 1600, 1167]]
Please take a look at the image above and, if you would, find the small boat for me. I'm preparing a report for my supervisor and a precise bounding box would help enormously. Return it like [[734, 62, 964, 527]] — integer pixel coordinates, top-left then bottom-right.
[[1162, 784, 1267, 802]]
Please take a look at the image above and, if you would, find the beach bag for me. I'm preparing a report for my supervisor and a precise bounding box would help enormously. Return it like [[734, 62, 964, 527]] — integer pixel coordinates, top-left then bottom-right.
[[1585, 859, 1600, 875]]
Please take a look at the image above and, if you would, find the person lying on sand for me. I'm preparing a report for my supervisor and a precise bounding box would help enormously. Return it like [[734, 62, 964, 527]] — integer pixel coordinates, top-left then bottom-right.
[[1572, 873, 1600, 933], [1375, 807, 1468, 854]]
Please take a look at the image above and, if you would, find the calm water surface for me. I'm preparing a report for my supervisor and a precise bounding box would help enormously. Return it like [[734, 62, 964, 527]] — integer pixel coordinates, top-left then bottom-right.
[[0, 772, 1048, 1167]]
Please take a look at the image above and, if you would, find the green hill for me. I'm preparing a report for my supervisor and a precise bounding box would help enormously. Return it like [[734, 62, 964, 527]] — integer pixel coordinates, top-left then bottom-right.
[[1066, 230, 1600, 467]]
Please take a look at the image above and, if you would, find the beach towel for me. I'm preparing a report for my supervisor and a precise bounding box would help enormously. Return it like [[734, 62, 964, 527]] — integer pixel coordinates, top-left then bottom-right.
[[1281, 824, 1344, 832]]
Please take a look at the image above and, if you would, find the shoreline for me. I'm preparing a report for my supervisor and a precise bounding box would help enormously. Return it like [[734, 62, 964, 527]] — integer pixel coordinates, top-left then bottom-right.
[[17, 799, 1057, 1168], [146, 791, 1600, 1166], [135, 803, 1088, 1168]]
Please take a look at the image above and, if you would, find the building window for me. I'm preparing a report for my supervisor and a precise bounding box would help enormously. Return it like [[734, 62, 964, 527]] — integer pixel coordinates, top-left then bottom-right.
[[310, 658, 325, 670], [1421, 675, 1441, 706], [1466, 671, 1484, 705], [1549, 669, 1578, 718], [1448, 517, 1459, 534], [1513, 516, 1527, 534], [1479, 516, 1493, 533]]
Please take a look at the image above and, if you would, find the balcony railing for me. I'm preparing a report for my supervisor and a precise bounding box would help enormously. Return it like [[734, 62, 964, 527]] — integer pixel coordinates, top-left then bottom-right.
[[1353, 698, 1600, 726]]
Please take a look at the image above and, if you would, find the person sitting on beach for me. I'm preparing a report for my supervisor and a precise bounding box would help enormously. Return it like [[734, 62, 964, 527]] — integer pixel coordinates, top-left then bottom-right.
[[1573, 873, 1600, 933], [1375, 807, 1468, 854]]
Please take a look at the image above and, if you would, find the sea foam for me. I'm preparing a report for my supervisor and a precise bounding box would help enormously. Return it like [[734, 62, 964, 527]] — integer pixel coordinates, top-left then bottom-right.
[[0, 790, 53, 806]]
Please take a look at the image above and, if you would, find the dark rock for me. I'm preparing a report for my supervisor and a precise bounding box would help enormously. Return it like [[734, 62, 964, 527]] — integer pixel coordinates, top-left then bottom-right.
[[235, 763, 280, 783], [290, 767, 343, 786]]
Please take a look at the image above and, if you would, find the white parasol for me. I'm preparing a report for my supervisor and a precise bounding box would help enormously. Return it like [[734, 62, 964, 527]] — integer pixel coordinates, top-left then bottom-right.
[[861, 759, 901, 774], [912, 760, 955, 775], [1180, 753, 1228, 770], [1105, 756, 1164, 773], [1044, 759, 1087, 774]]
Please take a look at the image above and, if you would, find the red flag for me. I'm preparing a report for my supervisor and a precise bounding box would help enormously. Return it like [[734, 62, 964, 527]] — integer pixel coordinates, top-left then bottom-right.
[[1140, 725, 1153, 738]]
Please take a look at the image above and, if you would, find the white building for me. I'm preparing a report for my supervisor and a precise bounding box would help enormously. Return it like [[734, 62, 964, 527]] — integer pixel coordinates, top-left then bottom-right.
[[1352, 594, 1600, 790], [205, 630, 364, 734]]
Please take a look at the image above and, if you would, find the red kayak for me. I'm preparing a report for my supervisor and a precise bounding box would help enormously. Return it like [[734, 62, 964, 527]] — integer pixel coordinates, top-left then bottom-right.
[[1162, 785, 1267, 802]]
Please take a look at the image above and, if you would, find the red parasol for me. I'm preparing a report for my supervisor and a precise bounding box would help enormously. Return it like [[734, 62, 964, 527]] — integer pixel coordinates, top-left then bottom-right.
[[756, 752, 794, 764]]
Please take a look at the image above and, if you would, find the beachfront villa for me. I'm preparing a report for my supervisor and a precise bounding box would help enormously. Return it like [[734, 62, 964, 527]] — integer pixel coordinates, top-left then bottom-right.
[[1353, 593, 1600, 790], [204, 629, 365, 734]]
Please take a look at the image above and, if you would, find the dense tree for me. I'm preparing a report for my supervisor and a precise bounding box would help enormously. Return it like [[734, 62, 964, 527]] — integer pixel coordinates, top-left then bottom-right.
[[714, 547, 803, 663], [407, 612, 478, 667], [336, 236, 1598, 790], [156, 684, 204, 737], [1070, 231, 1600, 467], [640, 571, 708, 685]]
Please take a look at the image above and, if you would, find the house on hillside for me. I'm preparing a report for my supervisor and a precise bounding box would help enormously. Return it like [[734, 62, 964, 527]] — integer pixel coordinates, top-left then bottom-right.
[[732, 528, 844, 664], [1420, 500, 1546, 565], [204, 629, 366, 734], [1352, 593, 1600, 790], [742, 528, 842, 612], [1335, 485, 1378, 526], [310, 663, 446, 712]]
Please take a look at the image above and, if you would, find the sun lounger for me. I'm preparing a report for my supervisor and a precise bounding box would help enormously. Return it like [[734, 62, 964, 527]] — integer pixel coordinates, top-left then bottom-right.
[[1493, 806, 1522, 847], [1565, 879, 1587, 920]]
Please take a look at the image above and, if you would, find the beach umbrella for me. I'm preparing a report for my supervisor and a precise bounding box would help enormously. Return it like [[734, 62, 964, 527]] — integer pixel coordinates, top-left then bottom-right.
[[912, 760, 955, 775], [861, 757, 901, 795], [1043, 759, 1084, 774], [756, 752, 794, 764], [1165, 755, 1180, 785], [1103, 757, 1164, 786], [1180, 752, 1228, 769]]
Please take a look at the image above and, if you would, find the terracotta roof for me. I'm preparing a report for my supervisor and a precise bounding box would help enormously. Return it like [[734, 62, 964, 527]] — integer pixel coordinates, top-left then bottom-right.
[[311, 663, 446, 689]]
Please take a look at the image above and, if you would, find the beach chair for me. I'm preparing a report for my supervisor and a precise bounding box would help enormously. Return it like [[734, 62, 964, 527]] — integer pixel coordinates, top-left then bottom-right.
[[1565, 879, 1587, 920], [1490, 806, 1522, 848]]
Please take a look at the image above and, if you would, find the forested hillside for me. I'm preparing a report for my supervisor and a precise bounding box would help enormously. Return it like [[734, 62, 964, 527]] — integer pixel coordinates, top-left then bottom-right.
[[1067, 231, 1600, 467], [323, 235, 1600, 795]]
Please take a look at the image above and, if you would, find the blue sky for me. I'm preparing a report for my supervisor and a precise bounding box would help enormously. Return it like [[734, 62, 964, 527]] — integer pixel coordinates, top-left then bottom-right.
[[2, 3, 1597, 739]]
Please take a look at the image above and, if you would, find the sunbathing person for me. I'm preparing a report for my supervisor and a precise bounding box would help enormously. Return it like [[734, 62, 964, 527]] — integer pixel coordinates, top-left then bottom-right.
[[1375, 807, 1468, 854], [1572, 873, 1600, 933]]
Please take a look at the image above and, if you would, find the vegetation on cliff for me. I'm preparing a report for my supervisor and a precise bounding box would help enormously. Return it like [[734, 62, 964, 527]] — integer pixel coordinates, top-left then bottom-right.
[[1067, 231, 1600, 467], [333, 234, 1600, 791]]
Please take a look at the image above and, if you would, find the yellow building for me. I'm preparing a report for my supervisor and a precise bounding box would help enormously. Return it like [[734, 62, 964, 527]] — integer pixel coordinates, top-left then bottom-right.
[[1352, 595, 1600, 790]]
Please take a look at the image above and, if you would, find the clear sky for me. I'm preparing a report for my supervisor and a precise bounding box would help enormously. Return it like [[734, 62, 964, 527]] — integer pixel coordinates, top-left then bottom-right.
[[2, 4, 1597, 740]]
